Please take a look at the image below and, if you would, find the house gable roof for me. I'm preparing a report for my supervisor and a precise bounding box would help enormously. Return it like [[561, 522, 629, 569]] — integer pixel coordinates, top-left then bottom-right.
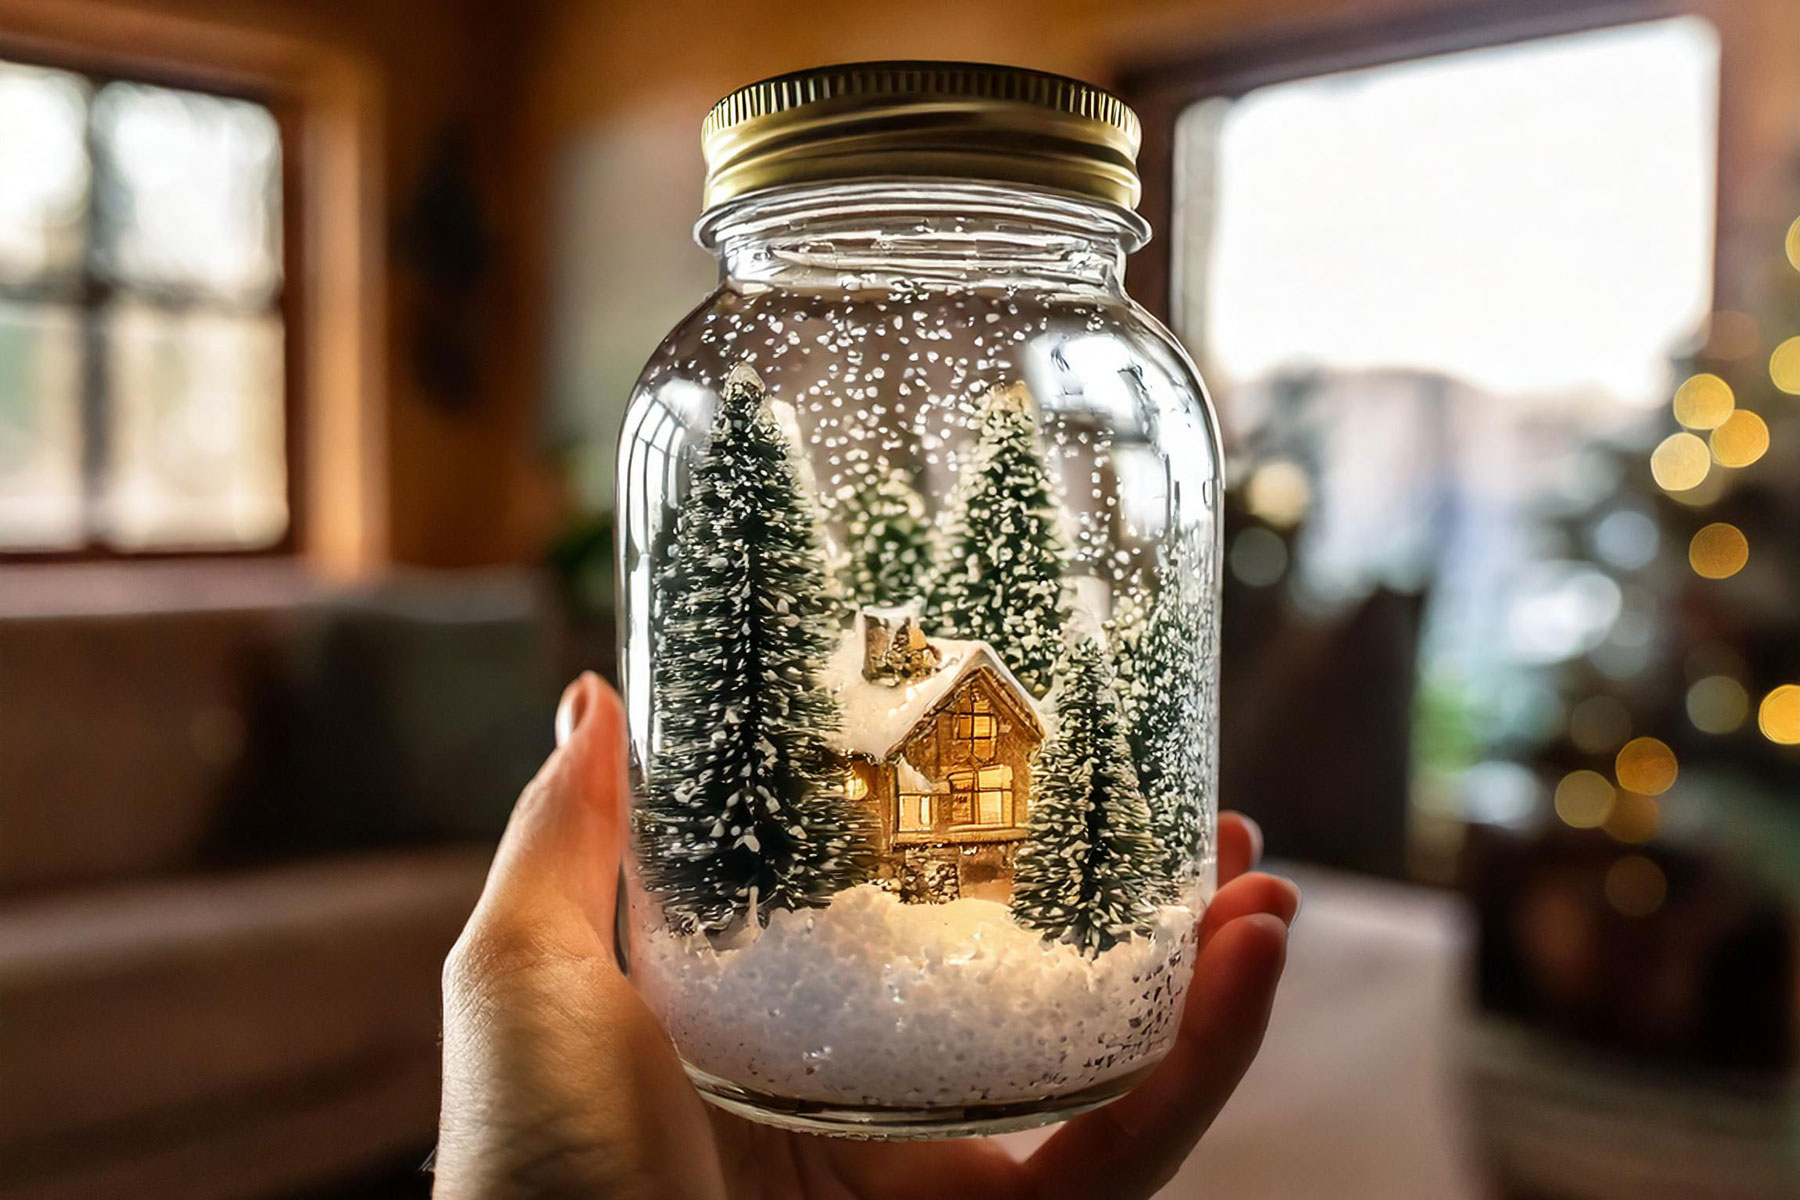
[[819, 621, 1044, 761]]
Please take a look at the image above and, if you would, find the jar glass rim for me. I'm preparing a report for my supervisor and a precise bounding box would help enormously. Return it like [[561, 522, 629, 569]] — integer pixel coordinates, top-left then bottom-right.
[[695, 178, 1151, 254]]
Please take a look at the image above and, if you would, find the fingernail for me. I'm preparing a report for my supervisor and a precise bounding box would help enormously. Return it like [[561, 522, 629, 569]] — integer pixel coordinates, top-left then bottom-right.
[[1245, 816, 1265, 866], [555, 673, 595, 747]]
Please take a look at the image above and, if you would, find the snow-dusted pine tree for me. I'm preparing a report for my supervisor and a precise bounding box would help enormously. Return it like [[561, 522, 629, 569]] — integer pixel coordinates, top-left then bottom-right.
[[639, 364, 875, 934], [837, 459, 933, 610], [1116, 541, 1213, 900], [1011, 633, 1158, 954], [927, 382, 1068, 697]]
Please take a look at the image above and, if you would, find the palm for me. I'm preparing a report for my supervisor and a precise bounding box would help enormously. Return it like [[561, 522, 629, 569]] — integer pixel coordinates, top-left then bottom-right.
[[437, 678, 1295, 1200]]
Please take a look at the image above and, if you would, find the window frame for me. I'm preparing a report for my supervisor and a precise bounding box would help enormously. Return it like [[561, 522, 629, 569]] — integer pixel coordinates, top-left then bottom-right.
[[898, 790, 932, 833], [0, 43, 304, 563], [951, 690, 999, 762], [974, 763, 1011, 827], [1120, 0, 1688, 329]]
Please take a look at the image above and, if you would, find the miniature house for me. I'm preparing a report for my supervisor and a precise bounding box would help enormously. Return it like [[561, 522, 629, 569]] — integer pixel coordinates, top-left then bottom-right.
[[824, 608, 1045, 903]]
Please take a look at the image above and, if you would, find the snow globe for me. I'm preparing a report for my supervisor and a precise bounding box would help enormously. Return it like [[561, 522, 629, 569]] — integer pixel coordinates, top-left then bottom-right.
[[615, 61, 1222, 1138]]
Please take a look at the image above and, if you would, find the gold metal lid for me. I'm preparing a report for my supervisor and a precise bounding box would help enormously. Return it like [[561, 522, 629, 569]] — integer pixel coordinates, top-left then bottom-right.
[[700, 61, 1142, 212]]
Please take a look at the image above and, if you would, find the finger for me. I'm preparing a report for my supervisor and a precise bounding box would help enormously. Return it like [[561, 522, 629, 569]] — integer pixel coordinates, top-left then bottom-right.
[[1021, 913, 1289, 1200], [1197, 871, 1300, 950], [1217, 811, 1263, 885], [462, 672, 629, 956]]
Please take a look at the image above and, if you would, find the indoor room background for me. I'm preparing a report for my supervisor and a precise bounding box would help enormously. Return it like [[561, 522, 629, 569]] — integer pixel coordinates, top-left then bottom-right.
[[1, 0, 1798, 1197]]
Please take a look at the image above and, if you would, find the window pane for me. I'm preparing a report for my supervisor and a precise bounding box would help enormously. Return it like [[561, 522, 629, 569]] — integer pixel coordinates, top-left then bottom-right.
[[93, 82, 281, 303], [0, 301, 83, 548], [102, 301, 286, 549], [0, 61, 90, 287]]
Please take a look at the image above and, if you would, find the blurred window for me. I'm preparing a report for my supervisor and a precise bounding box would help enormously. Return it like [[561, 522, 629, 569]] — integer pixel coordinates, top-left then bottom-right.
[[0, 58, 287, 554], [1170, 18, 1721, 873]]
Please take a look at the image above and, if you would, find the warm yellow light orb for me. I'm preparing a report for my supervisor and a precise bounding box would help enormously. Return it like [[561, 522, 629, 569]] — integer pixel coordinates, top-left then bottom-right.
[[1615, 736, 1677, 795], [1650, 433, 1710, 492], [1553, 770, 1614, 829], [1687, 523, 1748, 579], [1672, 373, 1734, 429], [1665, 469, 1726, 508], [1771, 336, 1800, 395], [1244, 459, 1312, 529], [1605, 855, 1667, 917], [1757, 684, 1800, 745], [1686, 675, 1749, 734], [1788, 215, 1800, 272], [1710, 410, 1770, 468]]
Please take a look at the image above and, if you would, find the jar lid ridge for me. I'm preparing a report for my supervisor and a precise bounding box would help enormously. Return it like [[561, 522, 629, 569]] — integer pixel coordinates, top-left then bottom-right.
[[701, 61, 1143, 212]]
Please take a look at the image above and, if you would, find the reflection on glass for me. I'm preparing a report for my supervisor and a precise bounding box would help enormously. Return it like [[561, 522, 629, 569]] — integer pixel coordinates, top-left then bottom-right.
[[102, 301, 286, 549], [0, 63, 89, 285], [93, 81, 281, 303], [0, 302, 83, 547]]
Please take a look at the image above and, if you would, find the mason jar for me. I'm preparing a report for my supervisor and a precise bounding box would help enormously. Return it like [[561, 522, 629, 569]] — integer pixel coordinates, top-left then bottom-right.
[[615, 61, 1223, 1138]]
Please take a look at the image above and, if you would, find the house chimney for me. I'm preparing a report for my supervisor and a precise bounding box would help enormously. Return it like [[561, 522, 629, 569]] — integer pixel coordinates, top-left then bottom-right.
[[862, 610, 898, 680], [861, 607, 942, 683]]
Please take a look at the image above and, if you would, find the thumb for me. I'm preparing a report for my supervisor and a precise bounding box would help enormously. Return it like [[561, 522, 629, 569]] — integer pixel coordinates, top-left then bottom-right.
[[459, 672, 629, 961]]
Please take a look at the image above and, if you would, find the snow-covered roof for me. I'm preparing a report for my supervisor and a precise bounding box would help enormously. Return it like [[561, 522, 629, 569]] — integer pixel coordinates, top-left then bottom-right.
[[819, 617, 1042, 760]]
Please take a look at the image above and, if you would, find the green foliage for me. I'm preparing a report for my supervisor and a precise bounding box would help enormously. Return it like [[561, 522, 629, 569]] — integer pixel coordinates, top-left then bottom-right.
[[927, 384, 1069, 697], [838, 459, 933, 610], [1011, 634, 1158, 954], [1115, 542, 1214, 899], [639, 365, 875, 933]]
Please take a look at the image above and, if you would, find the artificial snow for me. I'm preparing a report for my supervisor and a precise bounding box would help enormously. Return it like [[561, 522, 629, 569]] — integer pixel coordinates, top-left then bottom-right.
[[632, 884, 1199, 1107]]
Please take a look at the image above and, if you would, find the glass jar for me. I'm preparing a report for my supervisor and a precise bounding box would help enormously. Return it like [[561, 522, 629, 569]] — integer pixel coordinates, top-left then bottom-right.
[[615, 62, 1222, 1138]]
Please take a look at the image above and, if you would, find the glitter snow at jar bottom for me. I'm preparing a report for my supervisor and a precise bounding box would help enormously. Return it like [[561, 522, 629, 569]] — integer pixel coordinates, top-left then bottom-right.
[[631, 884, 1202, 1109]]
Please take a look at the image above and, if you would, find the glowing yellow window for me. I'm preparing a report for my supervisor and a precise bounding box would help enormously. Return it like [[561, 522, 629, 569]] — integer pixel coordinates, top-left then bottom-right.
[[953, 693, 998, 760], [975, 765, 1011, 825], [899, 793, 932, 831]]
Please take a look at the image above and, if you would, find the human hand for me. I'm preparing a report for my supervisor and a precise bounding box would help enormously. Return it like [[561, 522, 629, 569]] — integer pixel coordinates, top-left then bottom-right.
[[436, 672, 1298, 1200]]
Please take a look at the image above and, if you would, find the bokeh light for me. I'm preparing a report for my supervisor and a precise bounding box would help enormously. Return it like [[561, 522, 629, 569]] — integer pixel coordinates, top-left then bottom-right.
[[1788, 214, 1800, 272], [1615, 736, 1677, 794], [1708, 409, 1769, 468], [1553, 769, 1614, 828], [1671, 372, 1733, 429], [1649, 432, 1709, 492], [1591, 509, 1658, 570], [1229, 526, 1287, 587], [1757, 684, 1800, 745], [1604, 791, 1660, 844], [1604, 854, 1667, 917], [1244, 459, 1312, 529], [1664, 468, 1727, 508], [1569, 694, 1631, 754], [1686, 675, 1749, 733], [1687, 522, 1748, 579], [1770, 336, 1800, 395]]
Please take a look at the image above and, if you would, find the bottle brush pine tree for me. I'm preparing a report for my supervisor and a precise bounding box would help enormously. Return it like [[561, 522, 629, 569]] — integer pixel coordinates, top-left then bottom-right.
[[927, 382, 1069, 697], [1116, 541, 1214, 900], [837, 458, 933, 611], [639, 364, 875, 934], [1011, 633, 1158, 954]]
